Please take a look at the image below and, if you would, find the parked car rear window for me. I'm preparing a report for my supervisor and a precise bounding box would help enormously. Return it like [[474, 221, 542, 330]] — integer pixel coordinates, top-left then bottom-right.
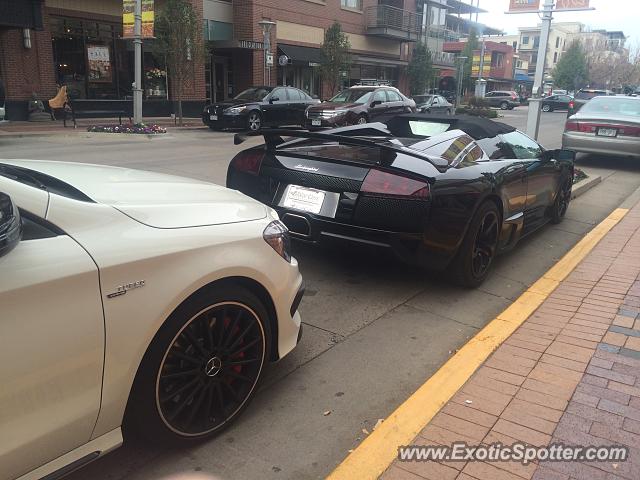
[[575, 90, 606, 100], [408, 120, 451, 137], [580, 97, 640, 117]]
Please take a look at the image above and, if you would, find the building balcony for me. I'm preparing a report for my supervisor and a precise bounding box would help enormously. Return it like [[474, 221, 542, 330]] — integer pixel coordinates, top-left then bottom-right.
[[365, 5, 420, 42], [425, 24, 461, 42]]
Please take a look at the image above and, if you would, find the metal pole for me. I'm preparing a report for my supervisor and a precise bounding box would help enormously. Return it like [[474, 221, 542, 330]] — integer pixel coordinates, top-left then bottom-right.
[[133, 0, 143, 124], [478, 38, 485, 80], [526, 0, 553, 139], [263, 31, 268, 85]]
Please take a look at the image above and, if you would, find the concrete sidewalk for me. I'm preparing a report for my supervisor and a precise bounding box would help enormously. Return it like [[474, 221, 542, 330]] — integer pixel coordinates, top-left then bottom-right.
[[0, 117, 205, 135], [382, 201, 640, 479]]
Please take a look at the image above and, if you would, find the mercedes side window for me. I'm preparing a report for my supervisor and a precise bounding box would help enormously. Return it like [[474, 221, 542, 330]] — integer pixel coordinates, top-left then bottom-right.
[[476, 136, 517, 160], [372, 90, 387, 104], [287, 88, 302, 101], [501, 131, 543, 160], [386, 90, 402, 102], [271, 88, 288, 102]]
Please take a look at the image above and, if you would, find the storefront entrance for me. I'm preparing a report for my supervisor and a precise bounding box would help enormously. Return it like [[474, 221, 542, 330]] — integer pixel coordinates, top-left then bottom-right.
[[277, 65, 321, 98], [205, 55, 233, 103]]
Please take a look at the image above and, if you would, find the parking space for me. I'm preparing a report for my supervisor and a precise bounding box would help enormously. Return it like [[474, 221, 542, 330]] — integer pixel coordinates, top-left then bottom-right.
[[2, 113, 640, 480]]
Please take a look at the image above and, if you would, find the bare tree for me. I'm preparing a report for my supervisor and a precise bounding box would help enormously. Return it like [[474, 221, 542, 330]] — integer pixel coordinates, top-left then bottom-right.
[[582, 37, 639, 91], [155, 0, 203, 125]]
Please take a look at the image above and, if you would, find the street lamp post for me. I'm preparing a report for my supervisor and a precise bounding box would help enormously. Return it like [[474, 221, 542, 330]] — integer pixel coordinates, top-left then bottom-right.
[[456, 56, 468, 108], [258, 20, 276, 86], [133, 0, 143, 124]]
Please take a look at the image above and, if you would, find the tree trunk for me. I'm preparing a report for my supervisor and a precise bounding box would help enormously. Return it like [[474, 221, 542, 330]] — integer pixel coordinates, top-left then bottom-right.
[[177, 73, 183, 126]]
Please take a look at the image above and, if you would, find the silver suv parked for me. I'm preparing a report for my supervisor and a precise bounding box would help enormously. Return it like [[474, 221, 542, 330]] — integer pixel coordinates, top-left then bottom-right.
[[484, 91, 520, 110]]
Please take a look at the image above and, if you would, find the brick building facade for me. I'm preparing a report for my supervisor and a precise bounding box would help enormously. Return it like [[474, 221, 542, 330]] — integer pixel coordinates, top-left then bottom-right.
[[1, 0, 420, 120]]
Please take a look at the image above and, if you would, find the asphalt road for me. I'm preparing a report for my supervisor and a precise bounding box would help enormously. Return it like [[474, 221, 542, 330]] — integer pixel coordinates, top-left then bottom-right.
[[2, 108, 640, 480]]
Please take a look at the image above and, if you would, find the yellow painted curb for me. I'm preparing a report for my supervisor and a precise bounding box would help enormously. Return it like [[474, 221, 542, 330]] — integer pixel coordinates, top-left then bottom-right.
[[327, 207, 630, 480]]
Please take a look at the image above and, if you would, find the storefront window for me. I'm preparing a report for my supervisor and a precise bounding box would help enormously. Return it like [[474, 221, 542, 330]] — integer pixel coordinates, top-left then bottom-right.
[[50, 16, 166, 100]]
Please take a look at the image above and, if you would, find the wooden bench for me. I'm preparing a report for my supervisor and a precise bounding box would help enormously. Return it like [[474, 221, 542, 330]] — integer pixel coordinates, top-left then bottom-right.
[[64, 99, 133, 128]]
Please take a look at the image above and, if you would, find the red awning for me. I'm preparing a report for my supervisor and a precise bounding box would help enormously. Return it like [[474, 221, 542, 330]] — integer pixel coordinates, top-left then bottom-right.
[[440, 69, 456, 78]]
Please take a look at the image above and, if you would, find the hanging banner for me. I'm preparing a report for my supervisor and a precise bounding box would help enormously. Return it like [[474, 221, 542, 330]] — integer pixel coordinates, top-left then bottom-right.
[[87, 45, 113, 83], [555, 0, 590, 10], [508, 0, 540, 12], [123, 0, 155, 39]]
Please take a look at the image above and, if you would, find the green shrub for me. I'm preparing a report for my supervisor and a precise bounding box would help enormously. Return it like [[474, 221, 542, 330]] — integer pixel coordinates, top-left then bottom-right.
[[455, 107, 497, 118]]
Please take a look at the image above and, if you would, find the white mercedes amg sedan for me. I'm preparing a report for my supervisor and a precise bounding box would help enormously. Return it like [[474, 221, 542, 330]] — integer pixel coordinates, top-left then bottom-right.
[[0, 159, 304, 480]]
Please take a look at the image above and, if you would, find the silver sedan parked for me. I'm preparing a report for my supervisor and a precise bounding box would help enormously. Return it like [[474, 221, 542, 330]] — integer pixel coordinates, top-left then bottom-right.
[[562, 96, 640, 159]]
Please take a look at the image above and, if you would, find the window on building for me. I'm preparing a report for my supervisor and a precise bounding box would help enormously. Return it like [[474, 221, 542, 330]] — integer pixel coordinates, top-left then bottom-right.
[[555, 37, 560, 48], [205, 20, 233, 41], [513, 41, 518, 50], [531, 53, 538, 64], [522, 36, 529, 44], [533, 36, 540, 48], [553, 52, 558, 63], [342, 0, 362, 10]]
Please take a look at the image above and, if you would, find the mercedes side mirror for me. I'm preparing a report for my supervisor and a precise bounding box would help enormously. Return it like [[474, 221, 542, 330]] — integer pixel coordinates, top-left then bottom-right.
[[0, 192, 23, 258], [269, 96, 280, 103], [541, 149, 575, 163], [370, 100, 382, 108]]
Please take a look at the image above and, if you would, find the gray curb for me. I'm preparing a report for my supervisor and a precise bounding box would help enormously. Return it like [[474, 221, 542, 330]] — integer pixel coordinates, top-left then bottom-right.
[[572, 175, 602, 199]]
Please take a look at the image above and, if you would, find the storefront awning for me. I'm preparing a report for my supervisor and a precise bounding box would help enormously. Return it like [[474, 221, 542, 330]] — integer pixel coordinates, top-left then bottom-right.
[[352, 56, 408, 68], [278, 44, 324, 67], [515, 73, 534, 83], [0, 0, 44, 30]]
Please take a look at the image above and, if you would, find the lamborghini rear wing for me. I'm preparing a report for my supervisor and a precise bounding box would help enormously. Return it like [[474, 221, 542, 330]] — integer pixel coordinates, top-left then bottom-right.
[[233, 127, 450, 172]]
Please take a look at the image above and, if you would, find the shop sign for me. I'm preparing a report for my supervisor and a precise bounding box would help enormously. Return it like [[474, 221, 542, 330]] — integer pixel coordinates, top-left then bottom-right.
[[508, 0, 540, 11], [87, 45, 112, 83], [309, 62, 321, 67], [555, 0, 590, 10], [238, 40, 265, 50], [123, 0, 155, 39]]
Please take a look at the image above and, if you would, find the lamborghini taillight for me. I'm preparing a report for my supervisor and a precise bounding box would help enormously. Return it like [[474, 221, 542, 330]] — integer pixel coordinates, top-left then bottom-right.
[[230, 149, 264, 176], [361, 170, 430, 199]]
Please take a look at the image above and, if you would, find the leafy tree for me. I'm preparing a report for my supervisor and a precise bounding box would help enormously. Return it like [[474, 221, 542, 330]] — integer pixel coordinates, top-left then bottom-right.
[[408, 42, 434, 95], [155, 0, 203, 125], [320, 22, 351, 96], [552, 41, 588, 92], [460, 29, 479, 94]]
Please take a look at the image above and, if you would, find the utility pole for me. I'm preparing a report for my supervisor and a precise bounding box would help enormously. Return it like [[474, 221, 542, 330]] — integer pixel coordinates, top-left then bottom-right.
[[133, 0, 142, 124], [525, 0, 553, 139]]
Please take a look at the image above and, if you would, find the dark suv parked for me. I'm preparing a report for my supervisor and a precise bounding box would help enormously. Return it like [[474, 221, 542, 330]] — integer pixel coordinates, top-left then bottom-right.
[[484, 91, 520, 110], [304, 86, 415, 128], [203, 86, 319, 131]]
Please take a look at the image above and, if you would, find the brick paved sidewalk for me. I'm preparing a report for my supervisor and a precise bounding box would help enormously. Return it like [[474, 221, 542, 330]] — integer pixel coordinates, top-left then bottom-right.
[[382, 201, 640, 480]]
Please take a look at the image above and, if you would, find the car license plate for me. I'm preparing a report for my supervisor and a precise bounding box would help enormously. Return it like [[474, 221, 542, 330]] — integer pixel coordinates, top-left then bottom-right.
[[311, 119, 321, 126], [597, 127, 617, 137], [210, 115, 218, 121], [283, 185, 325, 214]]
